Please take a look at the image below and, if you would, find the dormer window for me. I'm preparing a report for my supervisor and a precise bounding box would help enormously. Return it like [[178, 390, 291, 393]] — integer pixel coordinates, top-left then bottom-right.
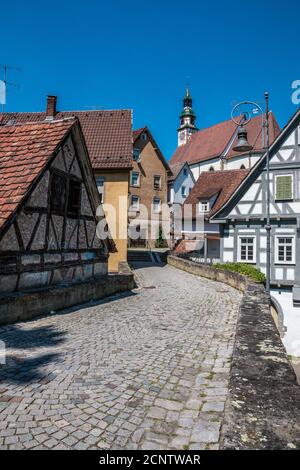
[[199, 201, 209, 213]]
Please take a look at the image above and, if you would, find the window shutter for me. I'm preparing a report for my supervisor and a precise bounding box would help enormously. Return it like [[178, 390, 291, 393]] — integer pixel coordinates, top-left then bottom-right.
[[276, 175, 293, 200]]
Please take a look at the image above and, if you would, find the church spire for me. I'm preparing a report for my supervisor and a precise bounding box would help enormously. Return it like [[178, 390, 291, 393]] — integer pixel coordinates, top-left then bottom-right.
[[178, 86, 198, 147]]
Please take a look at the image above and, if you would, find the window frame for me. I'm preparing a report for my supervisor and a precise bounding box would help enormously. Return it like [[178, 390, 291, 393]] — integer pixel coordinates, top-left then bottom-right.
[[275, 174, 294, 201], [96, 176, 105, 203], [131, 171, 140, 187], [275, 235, 295, 265], [50, 172, 67, 216], [153, 196, 161, 213], [67, 179, 81, 216], [133, 147, 141, 162], [237, 235, 257, 263], [50, 170, 82, 218], [153, 175, 162, 190], [130, 195, 140, 212], [198, 200, 210, 213]]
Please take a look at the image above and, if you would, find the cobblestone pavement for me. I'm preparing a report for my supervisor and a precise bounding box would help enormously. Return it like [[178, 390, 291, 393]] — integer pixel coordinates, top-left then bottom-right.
[[0, 264, 241, 450]]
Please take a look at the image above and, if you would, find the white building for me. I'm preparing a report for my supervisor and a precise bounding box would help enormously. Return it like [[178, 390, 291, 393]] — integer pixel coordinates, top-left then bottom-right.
[[170, 87, 280, 180], [210, 108, 300, 357]]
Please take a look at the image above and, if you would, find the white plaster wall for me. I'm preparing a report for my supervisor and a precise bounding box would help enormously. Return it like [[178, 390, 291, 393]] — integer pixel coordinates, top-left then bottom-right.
[[173, 167, 195, 205], [272, 289, 300, 358], [226, 155, 249, 170]]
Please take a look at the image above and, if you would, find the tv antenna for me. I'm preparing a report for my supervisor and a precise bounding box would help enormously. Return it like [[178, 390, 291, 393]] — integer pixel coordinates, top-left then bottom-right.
[[0, 64, 21, 112]]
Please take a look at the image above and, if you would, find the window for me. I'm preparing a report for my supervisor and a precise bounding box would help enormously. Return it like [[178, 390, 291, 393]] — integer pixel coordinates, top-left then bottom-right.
[[68, 179, 81, 216], [275, 236, 295, 264], [141, 132, 147, 141], [50, 171, 81, 217], [50, 173, 66, 214], [96, 177, 104, 203], [153, 175, 161, 190], [183, 168, 188, 176], [181, 185, 187, 198], [209, 166, 215, 171], [131, 171, 140, 187], [240, 164, 246, 169], [131, 195, 140, 211], [133, 148, 141, 162], [199, 201, 209, 212], [275, 175, 293, 200], [238, 236, 256, 263], [153, 197, 161, 213]]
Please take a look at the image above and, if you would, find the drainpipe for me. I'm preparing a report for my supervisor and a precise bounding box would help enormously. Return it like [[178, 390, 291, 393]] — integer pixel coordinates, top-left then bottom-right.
[[265, 92, 271, 299]]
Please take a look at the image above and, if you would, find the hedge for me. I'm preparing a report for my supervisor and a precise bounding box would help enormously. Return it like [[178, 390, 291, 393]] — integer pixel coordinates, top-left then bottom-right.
[[213, 262, 266, 283]]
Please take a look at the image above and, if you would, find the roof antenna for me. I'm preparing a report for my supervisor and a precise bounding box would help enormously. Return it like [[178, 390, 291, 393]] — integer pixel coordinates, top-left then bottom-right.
[[0, 64, 21, 112]]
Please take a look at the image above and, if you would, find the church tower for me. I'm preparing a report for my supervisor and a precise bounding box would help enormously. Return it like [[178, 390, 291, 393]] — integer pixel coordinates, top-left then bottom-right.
[[177, 87, 198, 146]]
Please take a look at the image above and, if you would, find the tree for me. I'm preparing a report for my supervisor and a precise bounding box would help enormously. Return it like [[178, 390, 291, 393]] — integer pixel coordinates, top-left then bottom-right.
[[155, 225, 168, 248]]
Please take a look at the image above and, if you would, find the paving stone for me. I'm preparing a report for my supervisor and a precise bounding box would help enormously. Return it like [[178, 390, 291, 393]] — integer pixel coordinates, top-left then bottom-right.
[[191, 420, 221, 443], [202, 402, 225, 412], [0, 264, 240, 450]]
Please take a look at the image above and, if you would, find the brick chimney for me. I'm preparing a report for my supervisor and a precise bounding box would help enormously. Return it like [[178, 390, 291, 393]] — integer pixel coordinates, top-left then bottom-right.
[[46, 95, 57, 120]]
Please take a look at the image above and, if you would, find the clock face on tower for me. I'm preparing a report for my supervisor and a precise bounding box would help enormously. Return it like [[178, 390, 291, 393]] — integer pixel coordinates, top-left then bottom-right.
[[180, 131, 185, 141]]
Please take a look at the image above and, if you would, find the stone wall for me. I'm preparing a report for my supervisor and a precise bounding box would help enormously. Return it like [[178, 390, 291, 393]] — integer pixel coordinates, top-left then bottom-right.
[[0, 272, 135, 326], [167, 255, 248, 291], [167, 255, 300, 449]]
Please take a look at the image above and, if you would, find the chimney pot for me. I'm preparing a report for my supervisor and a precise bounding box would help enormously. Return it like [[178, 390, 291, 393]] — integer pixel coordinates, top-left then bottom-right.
[[46, 95, 57, 120]]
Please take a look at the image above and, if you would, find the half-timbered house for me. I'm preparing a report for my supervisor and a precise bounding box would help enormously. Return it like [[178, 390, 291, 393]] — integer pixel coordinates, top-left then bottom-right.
[[210, 109, 300, 307], [0, 119, 114, 297]]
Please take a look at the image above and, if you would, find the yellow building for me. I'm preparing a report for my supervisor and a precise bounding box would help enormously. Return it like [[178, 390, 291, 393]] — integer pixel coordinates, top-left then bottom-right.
[[1, 97, 133, 272], [95, 169, 130, 272]]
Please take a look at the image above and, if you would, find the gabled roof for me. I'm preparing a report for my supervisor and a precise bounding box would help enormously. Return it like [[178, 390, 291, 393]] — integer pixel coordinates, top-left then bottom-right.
[[132, 126, 171, 173], [133, 127, 146, 142], [184, 169, 249, 218], [170, 112, 280, 166], [168, 161, 195, 182], [0, 119, 75, 230], [210, 108, 300, 221], [0, 109, 133, 170]]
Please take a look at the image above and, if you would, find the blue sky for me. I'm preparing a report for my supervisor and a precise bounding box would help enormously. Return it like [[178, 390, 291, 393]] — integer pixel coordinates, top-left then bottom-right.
[[1, 0, 299, 159]]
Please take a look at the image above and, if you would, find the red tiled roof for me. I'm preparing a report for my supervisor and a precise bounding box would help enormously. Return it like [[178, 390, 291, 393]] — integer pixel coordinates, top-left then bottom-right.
[[170, 113, 280, 166], [184, 169, 249, 218], [0, 109, 133, 170], [0, 119, 74, 230]]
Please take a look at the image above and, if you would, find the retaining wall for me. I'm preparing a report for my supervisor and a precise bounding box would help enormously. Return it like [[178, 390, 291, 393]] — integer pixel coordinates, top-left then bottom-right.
[[0, 273, 135, 326]]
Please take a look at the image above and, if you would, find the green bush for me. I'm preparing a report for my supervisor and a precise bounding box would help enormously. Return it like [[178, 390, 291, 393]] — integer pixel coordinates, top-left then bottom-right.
[[155, 225, 168, 248], [213, 262, 266, 283]]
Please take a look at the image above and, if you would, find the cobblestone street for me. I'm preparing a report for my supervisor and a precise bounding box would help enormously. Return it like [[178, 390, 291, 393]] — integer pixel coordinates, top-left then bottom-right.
[[0, 264, 241, 450]]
